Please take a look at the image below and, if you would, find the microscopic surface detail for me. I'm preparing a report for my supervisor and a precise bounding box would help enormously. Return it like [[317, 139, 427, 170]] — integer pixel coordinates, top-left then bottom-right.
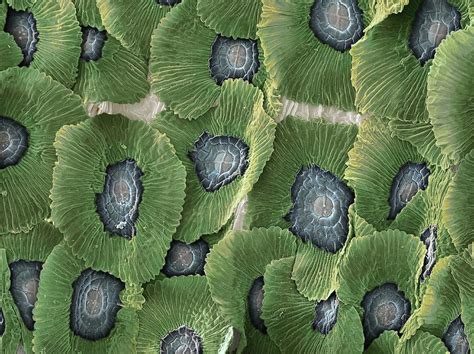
[[361, 283, 411, 346], [161, 325, 203, 354], [0, 116, 29, 169], [80, 27, 108, 62], [409, 0, 461, 65], [248, 276, 267, 334], [388, 162, 430, 220], [209, 35, 260, 85], [4, 7, 39, 66], [419, 225, 437, 283], [309, 0, 364, 52], [0, 309, 4, 336], [313, 292, 339, 334], [155, 0, 181, 5], [9, 260, 43, 331], [162, 239, 210, 277], [442, 316, 471, 354], [285, 165, 354, 253], [96, 159, 144, 239], [188, 132, 249, 192], [70, 268, 124, 341]]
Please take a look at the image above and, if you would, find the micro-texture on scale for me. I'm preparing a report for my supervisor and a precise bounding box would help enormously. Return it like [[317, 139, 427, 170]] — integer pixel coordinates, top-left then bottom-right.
[[160, 326, 203, 354], [96, 159, 144, 239], [162, 240, 210, 277], [0, 309, 4, 336], [248, 276, 267, 334], [309, 0, 364, 51], [419, 225, 437, 283], [80, 27, 107, 62], [9, 260, 42, 331], [313, 292, 339, 334], [361, 283, 411, 346], [156, 0, 182, 6], [4, 8, 39, 66], [388, 162, 430, 220], [189, 132, 249, 193], [409, 0, 461, 65], [0, 116, 28, 169], [286, 165, 354, 253], [70, 269, 124, 341], [442, 317, 471, 354], [209, 36, 260, 85]]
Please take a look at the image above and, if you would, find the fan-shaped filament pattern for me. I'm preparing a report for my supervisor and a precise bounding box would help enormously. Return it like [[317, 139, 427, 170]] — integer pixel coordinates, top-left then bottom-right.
[[361, 283, 411, 346], [388, 162, 430, 220], [9, 260, 42, 330], [156, 0, 181, 5], [4, 8, 39, 66], [248, 276, 267, 334], [419, 225, 437, 283], [189, 132, 249, 192], [96, 159, 144, 239], [80, 27, 107, 62], [0, 116, 28, 169], [70, 269, 124, 341], [442, 316, 471, 354], [313, 292, 339, 334], [162, 239, 210, 277], [309, 0, 364, 51], [209, 35, 260, 85], [285, 165, 354, 253], [0, 309, 5, 336], [409, 0, 461, 65], [160, 326, 203, 354]]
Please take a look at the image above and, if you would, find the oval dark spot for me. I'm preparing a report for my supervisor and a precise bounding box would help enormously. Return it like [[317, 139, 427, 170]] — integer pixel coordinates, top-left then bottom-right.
[[285, 165, 354, 253], [0, 309, 5, 336], [0, 116, 29, 169], [155, 0, 181, 5], [361, 283, 411, 347], [388, 162, 430, 220], [248, 276, 266, 334], [162, 239, 210, 277], [9, 260, 42, 331], [80, 27, 107, 62], [96, 159, 144, 239], [4, 7, 39, 66], [70, 268, 124, 341], [209, 35, 260, 85], [419, 225, 437, 283], [442, 316, 471, 354], [188, 132, 249, 193], [313, 292, 339, 334], [161, 325, 203, 354], [309, 0, 364, 52], [409, 0, 461, 65]]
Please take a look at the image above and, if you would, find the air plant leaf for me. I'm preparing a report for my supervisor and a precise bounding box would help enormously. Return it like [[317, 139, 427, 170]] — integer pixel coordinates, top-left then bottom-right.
[[73, 0, 150, 104], [137, 276, 233, 353], [345, 118, 432, 231], [0, 67, 87, 234], [2, 0, 82, 87], [50, 114, 186, 284], [247, 116, 358, 300], [33, 243, 143, 353], [150, 0, 268, 119], [152, 79, 275, 242], [443, 149, 474, 251], [0, 222, 63, 353], [258, 0, 374, 111], [337, 229, 425, 347], [205, 227, 298, 352], [262, 256, 364, 354]]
